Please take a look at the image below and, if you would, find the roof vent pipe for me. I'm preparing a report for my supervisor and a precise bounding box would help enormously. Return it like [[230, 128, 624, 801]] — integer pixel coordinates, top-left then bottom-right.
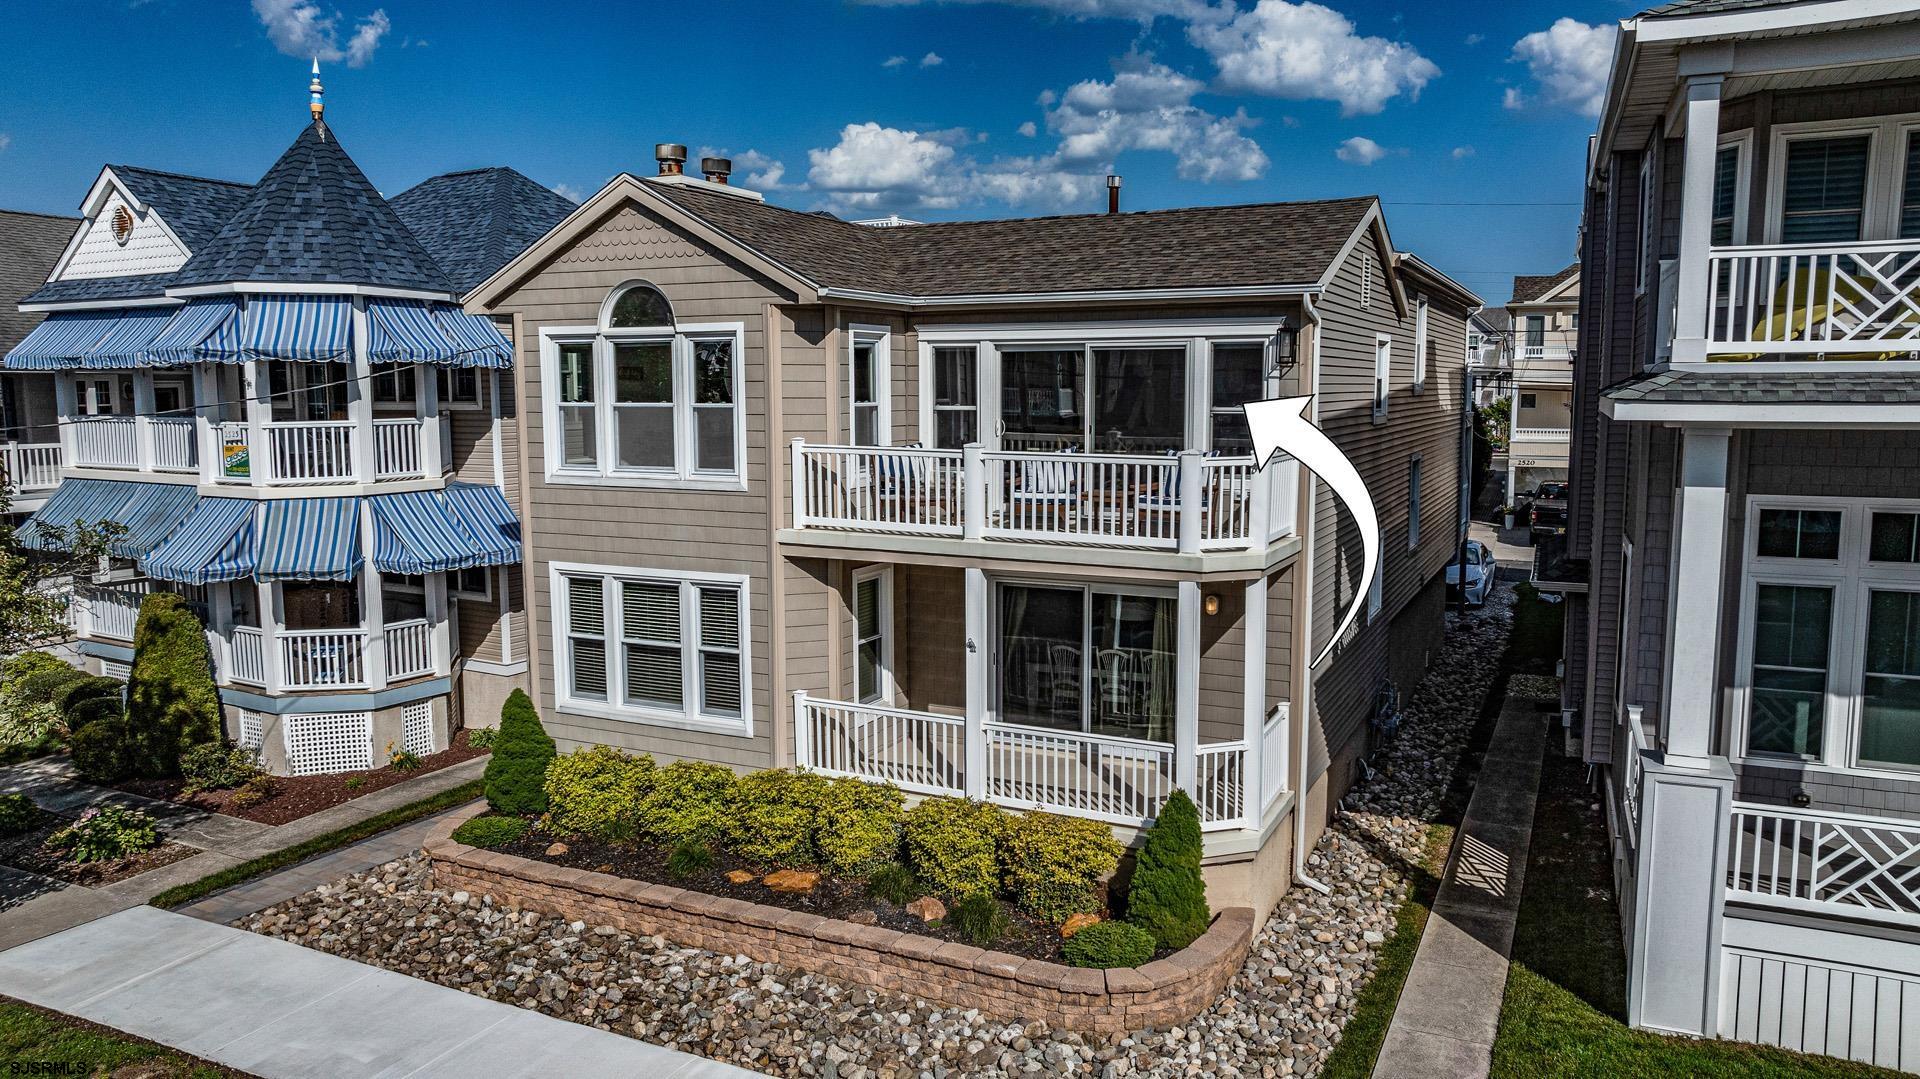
[[701, 157, 733, 185], [655, 143, 688, 176], [1106, 174, 1122, 215]]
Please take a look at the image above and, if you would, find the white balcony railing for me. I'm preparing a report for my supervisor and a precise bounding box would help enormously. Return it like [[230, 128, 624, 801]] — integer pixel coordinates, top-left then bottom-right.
[[265, 421, 357, 484], [1728, 801, 1920, 928], [1705, 239, 1920, 355], [76, 580, 152, 640], [72, 417, 138, 469], [374, 418, 424, 479], [791, 441, 1297, 554], [1519, 344, 1574, 362], [383, 618, 433, 681], [793, 693, 1262, 830], [1513, 426, 1571, 442], [1260, 705, 1290, 815], [279, 628, 368, 689], [150, 417, 198, 472], [230, 626, 267, 686], [0, 442, 61, 492]]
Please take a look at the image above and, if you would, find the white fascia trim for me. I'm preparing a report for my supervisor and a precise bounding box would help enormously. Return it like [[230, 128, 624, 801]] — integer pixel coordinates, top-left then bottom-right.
[[643, 173, 767, 202], [19, 295, 183, 313], [1601, 398, 1920, 426], [917, 315, 1295, 343], [167, 281, 458, 301], [462, 658, 529, 677], [1636, 0, 1920, 44], [816, 284, 1316, 308]]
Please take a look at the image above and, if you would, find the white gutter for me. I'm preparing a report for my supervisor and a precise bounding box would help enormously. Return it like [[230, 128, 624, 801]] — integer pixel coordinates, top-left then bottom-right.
[[815, 283, 1318, 309], [19, 295, 182, 313], [1293, 290, 1331, 897], [167, 281, 457, 301]]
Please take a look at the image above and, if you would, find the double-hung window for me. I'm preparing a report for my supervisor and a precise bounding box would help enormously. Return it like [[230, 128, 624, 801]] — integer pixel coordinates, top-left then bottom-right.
[[1372, 334, 1392, 420], [555, 563, 751, 734], [930, 345, 978, 449], [1412, 297, 1429, 392], [852, 567, 892, 705], [849, 328, 888, 447], [1779, 134, 1870, 244]]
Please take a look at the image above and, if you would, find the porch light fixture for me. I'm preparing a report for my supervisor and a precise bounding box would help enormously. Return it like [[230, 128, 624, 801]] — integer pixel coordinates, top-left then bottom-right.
[[1270, 327, 1298, 377], [1203, 593, 1221, 616]]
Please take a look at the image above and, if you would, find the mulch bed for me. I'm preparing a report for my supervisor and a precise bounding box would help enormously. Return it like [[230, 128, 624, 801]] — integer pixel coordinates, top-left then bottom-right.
[[0, 812, 198, 887], [113, 729, 489, 827], [493, 825, 1087, 963]]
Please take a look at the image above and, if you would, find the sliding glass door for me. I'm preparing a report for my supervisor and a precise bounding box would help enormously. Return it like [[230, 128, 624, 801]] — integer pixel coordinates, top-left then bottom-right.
[[996, 581, 1175, 743], [996, 345, 1189, 453], [999, 349, 1084, 451]]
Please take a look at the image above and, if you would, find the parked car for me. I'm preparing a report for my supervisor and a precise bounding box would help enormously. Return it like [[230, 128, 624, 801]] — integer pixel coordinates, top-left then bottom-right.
[[1446, 539, 1495, 607], [1527, 482, 1568, 542]]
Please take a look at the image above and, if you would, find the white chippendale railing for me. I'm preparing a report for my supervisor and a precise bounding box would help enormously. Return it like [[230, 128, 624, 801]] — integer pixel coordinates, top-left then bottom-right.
[[72, 417, 138, 469], [150, 417, 198, 472], [791, 440, 1297, 554], [265, 421, 357, 484], [793, 695, 968, 796], [1706, 239, 1920, 355], [1728, 801, 1920, 928], [0, 442, 61, 492], [230, 626, 267, 685], [383, 618, 433, 681], [279, 628, 368, 689], [373, 418, 424, 479]]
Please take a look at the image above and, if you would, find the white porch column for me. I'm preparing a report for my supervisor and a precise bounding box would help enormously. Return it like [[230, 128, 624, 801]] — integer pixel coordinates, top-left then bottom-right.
[[131, 372, 156, 473], [1175, 580, 1201, 793], [210, 581, 235, 688], [962, 443, 985, 541], [427, 570, 453, 677], [193, 366, 220, 484], [259, 577, 283, 693], [789, 438, 808, 529], [1663, 426, 1731, 765], [348, 299, 375, 483], [963, 566, 989, 799], [1628, 755, 1734, 1037], [419, 363, 444, 478], [359, 501, 388, 690], [1240, 574, 1267, 826], [53, 376, 76, 469], [242, 360, 269, 487], [1177, 450, 1205, 555], [1671, 75, 1725, 365]]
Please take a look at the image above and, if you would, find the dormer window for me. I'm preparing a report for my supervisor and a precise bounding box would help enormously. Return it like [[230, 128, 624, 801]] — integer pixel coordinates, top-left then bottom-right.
[[607, 284, 674, 328]]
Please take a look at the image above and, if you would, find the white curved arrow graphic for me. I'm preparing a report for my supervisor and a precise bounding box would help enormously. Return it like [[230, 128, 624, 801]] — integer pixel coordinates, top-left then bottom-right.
[[1243, 395, 1377, 669]]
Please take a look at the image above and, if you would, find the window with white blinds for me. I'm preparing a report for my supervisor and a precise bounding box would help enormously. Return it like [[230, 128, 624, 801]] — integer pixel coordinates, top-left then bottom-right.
[[553, 565, 751, 734], [1780, 135, 1870, 244], [852, 567, 891, 706]]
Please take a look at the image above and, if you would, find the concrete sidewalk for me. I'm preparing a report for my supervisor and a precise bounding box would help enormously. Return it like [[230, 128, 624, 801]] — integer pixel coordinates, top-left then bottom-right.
[[1371, 687, 1551, 1079], [177, 808, 454, 925], [0, 905, 749, 1078]]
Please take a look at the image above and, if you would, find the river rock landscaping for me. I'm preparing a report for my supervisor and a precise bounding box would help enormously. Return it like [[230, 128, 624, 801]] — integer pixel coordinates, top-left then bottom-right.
[[241, 589, 1515, 1077]]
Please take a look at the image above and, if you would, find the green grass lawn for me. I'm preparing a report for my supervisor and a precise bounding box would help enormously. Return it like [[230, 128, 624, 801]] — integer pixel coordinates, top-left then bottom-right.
[[0, 997, 236, 1077], [1491, 746, 1898, 1078]]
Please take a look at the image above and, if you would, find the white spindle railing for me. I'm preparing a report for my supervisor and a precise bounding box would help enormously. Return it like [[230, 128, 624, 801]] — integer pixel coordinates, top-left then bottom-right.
[[383, 618, 434, 680], [265, 421, 356, 484], [982, 450, 1182, 548], [1519, 344, 1574, 362], [1621, 707, 1651, 851], [78, 581, 151, 640], [1261, 704, 1290, 814], [279, 628, 368, 689], [150, 417, 198, 472], [1728, 802, 1920, 928], [793, 694, 968, 796], [374, 418, 424, 479], [0, 443, 61, 492], [1513, 426, 1571, 441], [72, 417, 138, 469], [793, 444, 965, 536], [230, 626, 267, 685], [1706, 239, 1920, 354], [1194, 740, 1249, 828]]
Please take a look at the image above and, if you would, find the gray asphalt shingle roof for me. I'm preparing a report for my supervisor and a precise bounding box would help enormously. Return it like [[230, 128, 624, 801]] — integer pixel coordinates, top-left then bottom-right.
[[108, 166, 253, 251], [0, 210, 80, 353], [1511, 264, 1579, 304], [1604, 369, 1920, 404], [390, 167, 577, 296]]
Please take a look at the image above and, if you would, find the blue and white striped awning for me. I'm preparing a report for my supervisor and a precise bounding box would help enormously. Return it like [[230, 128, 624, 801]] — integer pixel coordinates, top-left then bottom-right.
[[369, 490, 486, 575], [432, 307, 513, 369], [443, 482, 521, 565], [368, 300, 453, 364], [16, 479, 200, 559], [257, 496, 362, 581], [241, 295, 352, 363], [140, 497, 256, 584], [78, 308, 175, 369], [3, 312, 125, 370], [144, 299, 240, 366]]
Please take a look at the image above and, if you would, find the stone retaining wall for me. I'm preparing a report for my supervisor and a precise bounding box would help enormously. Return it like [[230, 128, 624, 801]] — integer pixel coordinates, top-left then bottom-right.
[[423, 808, 1253, 1032]]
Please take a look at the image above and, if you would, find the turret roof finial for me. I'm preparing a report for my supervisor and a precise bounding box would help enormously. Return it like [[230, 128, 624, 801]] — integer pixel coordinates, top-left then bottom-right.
[[309, 58, 325, 131]]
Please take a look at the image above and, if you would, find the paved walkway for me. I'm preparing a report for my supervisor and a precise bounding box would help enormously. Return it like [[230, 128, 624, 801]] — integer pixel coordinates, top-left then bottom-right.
[[0, 904, 748, 1078], [1372, 685, 1551, 1079], [177, 809, 452, 924]]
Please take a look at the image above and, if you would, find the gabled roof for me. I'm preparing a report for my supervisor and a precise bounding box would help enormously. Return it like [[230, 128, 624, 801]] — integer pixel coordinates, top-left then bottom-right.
[[172, 122, 454, 294], [390, 167, 577, 297], [1471, 308, 1512, 334], [1510, 264, 1579, 305], [107, 166, 253, 251], [0, 209, 81, 353]]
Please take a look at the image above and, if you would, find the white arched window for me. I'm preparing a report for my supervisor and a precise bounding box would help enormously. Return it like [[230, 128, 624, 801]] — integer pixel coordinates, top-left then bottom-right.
[[544, 282, 744, 488]]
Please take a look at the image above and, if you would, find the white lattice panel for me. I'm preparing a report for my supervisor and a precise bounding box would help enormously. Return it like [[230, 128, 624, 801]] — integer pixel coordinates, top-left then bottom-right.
[[283, 711, 372, 776], [100, 661, 130, 681], [239, 711, 264, 751], [402, 701, 435, 757]]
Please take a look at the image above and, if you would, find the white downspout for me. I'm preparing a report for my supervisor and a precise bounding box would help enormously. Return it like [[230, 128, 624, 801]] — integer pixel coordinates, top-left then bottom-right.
[[1293, 293, 1331, 896]]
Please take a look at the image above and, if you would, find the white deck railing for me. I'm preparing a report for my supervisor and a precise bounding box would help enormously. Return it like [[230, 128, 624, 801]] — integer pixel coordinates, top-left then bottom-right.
[[1728, 801, 1920, 928], [230, 626, 267, 686], [793, 695, 967, 796], [1519, 344, 1574, 362], [1706, 239, 1920, 354], [279, 628, 368, 689], [1513, 426, 1571, 441], [383, 618, 433, 680], [791, 440, 1297, 554], [77, 580, 151, 640], [0, 442, 60, 492], [1260, 705, 1291, 814], [72, 417, 138, 469], [265, 421, 357, 484], [150, 417, 198, 472], [374, 418, 424, 479]]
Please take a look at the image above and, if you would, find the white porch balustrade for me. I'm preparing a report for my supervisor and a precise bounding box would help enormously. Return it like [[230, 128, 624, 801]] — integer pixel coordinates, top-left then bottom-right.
[[374, 418, 425, 479], [150, 417, 198, 472], [1704, 240, 1920, 355], [72, 417, 138, 469], [1728, 801, 1920, 929], [382, 618, 434, 681], [0, 443, 61, 493]]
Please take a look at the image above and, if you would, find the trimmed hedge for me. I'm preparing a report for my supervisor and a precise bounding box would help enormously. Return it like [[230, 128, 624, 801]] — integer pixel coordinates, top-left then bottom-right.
[[1062, 920, 1156, 969], [1126, 789, 1210, 950], [68, 698, 133, 782], [0, 793, 41, 837], [815, 777, 905, 878], [720, 769, 828, 866], [903, 797, 1009, 900], [1002, 811, 1123, 923], [543, 746, 652, 842], [451, 814, 530, 849], [483, 690, 555, 815], [125, 592, 221, 777], [633, 760, 735, 844]]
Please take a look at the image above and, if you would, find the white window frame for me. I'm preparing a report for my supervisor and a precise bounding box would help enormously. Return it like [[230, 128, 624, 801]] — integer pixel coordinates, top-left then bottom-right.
[[1636, 153, 1654, 295], [851, 565, 894, 706], [538, 319, 747, 491], [451, 565, 491, 601], [1761, 117, 1915, 244], [1372, 333, 1392, 421], [1411, 295, 1429, 393], [989, 575, 1179, 740], [920, 341, 980, 450], [1407, 454, 1423, 550], [848, 324, 891, 447], [549, 561, 753, 737], [1713, 129, 1754, 247], [437, 366, 484, 411]]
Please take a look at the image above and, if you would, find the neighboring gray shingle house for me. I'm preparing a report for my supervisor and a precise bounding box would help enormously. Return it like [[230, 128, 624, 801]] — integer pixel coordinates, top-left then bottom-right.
[[0, 209, 78, 512]]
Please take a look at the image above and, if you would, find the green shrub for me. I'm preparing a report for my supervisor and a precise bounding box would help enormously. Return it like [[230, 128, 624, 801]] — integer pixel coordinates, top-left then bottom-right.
[[126, 592, 222, 777], [51, 676, 121, 721], [228, 773, 278, 807], [451, 814, 529, 848], [1127, 789, 1210, 950], [666, 839, 714, 878], [16, 667, 86, 708], [945, 892, 1009, 946], [1063, 920, 1156, 969], [903, 797, 1009, 899], [69, 709, 135, 782], [180, 744, 263, 794], [865, 862, 919, 905], [64, 695, 125, 734], [483, 689, 555, 815], [816, 777, 905, 877], [720, 769, 828, 866], [1002, 811, 1123, 924], [544, 746, 652, 842], [0, 793, 41, 837], [465, 727, 498, 749], [633, 760, 736, 844], [1, 651, 74, 696], [47, 804, 159, 863]]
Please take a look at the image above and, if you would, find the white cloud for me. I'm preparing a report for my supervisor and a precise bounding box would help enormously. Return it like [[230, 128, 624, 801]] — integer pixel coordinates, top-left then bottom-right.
[[1018, 120, 1038, 137], [1464, 33, 1483, 46], [551, 182, 585, 202], [1188, 1, 1439, 116], [808, 123, 966, 210], [1451, 145, 1474, 159], [1045, 56, 1268, 182], [1509, 18, 1617, 118], [696, 146, 790, 189], [1502, 86, 1525, 111], [921, 51, 944, 67], [853, 0, 1215, 23], [251, 0, 391, 68], [0, 134, 12, 153], [1335, 135, 1387, 166], [882, 54, 909, 67]]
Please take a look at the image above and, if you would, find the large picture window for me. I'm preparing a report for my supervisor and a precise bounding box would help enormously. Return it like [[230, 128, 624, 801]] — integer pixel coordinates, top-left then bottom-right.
[[553, 564, 751, 734], [997, 581, 1175, 743]]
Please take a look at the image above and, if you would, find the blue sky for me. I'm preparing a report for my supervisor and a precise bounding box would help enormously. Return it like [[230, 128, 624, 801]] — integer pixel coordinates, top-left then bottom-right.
[[0, 0, 1632, 303]]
